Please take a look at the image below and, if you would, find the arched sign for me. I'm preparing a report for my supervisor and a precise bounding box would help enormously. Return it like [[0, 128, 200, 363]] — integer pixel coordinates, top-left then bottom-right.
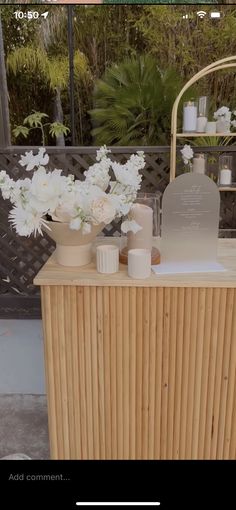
[[153, 173, 225, 274]]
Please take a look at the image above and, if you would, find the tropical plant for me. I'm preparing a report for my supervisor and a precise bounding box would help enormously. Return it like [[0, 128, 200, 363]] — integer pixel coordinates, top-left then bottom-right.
[[13, 111, 70, 146], [90, 55, 193, 146], [2, 5, 236, 146], [187, 136, 235, 148], [7, 45, 90, 145]]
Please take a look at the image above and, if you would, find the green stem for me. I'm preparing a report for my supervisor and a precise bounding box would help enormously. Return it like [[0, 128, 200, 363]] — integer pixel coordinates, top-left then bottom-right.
[[39, 122, 46, 146]]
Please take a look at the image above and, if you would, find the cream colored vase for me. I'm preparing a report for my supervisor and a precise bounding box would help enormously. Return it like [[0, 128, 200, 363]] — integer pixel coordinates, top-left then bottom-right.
[[46, 221, 103, 267]]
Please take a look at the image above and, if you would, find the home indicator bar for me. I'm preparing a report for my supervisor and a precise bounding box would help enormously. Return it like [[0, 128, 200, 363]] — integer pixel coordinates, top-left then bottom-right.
[[76, 504, 161, 507]]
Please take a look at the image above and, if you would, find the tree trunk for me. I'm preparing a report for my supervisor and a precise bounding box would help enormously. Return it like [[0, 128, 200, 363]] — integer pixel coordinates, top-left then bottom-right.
[[0, 16, 11, 147], [53, 87, 65, 146]]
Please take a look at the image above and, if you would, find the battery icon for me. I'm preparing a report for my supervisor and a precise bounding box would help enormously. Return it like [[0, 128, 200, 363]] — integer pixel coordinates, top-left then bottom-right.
[[210, 12, 221, 18]]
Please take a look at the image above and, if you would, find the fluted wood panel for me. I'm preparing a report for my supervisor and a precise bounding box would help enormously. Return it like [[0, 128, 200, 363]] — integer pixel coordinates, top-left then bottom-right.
[[41, 285, 236, 460]]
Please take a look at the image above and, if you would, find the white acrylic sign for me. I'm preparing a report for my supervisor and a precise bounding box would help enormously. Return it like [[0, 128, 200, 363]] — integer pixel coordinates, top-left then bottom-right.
[[152, 173, 226, 274]]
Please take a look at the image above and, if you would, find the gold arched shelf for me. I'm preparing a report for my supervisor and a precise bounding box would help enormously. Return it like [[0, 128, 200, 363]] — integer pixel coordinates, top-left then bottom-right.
[[170, 56, 236, 182]]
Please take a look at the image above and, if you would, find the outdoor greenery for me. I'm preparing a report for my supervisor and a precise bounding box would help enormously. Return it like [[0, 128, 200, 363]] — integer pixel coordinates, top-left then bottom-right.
[[1, 4, 236, 146], [104, 0, 218, 3], [0, 0, 226, 3], [90, 56, 193, 145], [13, 111, 70, 146]]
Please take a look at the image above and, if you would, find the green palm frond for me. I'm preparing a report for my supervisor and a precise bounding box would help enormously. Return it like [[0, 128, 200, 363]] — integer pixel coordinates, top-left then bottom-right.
[[12, 125, 29, 139], [49, 122, 70, 138], [189, 136, 236, 147], [90, 55, 186, 146], [23, 111, 48, 128]]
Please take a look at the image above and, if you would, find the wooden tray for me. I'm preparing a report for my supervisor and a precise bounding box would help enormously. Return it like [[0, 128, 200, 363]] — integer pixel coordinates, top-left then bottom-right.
[[119, 246, 161, 265]]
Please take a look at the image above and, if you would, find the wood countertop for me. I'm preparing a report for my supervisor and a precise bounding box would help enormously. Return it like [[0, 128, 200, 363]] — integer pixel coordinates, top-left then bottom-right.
[[34, 238, 236, 288]]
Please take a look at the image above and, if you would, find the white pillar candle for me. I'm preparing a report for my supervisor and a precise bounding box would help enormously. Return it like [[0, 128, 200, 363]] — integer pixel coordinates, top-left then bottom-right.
[[220, 169, 232, 185], [196, 116, 207, 133], [128, 249, 151, 279], [127, 203, 153, 251], [183, 103, 197, 132], [96, 244, 119, 274], [205, 121, 216, 133], [192, 155, 206, 174]]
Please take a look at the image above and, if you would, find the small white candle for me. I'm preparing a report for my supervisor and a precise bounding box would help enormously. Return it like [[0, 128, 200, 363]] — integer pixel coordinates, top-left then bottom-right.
[[183, 102, 197, 132], [127, 203, 153, 251], [128, 249, 151, 279], [96, 244, 119, 274], [205, 121, 216, 133], [220, 168, 232, 185], [192, 155, 206, 174], [196, 116, 207, 133]]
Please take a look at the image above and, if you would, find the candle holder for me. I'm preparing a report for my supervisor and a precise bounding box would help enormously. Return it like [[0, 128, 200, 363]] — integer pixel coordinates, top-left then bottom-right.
[[119, 192, 161, 265], [183, 100, 197, 132], [128, 249, 151, 279], [192, 153, 207, 174], [205, 121, 216, 133], [96, 244, 119, 274], [196, 96, 208, 133], [218, 154, 233, 186]]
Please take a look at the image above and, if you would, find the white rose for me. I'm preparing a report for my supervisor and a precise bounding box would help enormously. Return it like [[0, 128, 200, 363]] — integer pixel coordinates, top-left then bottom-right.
[[90, 196, 116, 224], [51, 205, 72, 223], [30, 167, 68, 212]]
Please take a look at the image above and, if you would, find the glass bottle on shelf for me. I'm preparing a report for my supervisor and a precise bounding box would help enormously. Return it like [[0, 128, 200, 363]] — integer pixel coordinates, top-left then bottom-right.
[[218, 155, 232, 186], [196, 96, 208, 133]]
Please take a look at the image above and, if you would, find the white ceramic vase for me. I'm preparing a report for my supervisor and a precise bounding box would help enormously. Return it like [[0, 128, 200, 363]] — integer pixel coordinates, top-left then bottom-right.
[[45, 221, 104, 267], [216, 119, 231, 133]]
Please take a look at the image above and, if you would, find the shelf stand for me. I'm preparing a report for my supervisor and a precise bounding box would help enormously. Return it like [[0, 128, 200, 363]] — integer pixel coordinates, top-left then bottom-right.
[[170, 55, 236, 182]]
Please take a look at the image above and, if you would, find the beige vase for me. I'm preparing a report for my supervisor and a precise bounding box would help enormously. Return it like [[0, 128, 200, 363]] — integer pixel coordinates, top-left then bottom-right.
[[45, 221, 104, 267]]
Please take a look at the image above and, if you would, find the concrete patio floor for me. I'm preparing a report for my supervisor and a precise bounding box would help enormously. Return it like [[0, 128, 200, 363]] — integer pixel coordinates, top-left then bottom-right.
[[0, 320, 45, 394], [0, 394, 49, 460], [0, 320, 49, 459]]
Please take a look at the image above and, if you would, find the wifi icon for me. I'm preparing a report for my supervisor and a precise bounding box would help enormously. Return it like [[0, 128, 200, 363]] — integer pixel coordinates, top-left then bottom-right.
[[197, 11, 207, 19]]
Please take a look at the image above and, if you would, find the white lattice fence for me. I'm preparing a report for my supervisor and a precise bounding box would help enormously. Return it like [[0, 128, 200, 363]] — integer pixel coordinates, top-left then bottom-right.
[[0, 146, 169, 307]]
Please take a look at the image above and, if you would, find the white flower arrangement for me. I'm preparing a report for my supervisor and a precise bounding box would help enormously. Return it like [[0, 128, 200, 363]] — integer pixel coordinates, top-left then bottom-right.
[[213, 106, 231, 122], [0, 146, 145, 237], [180, 144, 194, 167]]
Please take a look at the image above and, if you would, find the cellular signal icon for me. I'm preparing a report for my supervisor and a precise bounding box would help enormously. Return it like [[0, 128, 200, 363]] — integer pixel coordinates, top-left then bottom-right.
[[197, 11, 207, 19]]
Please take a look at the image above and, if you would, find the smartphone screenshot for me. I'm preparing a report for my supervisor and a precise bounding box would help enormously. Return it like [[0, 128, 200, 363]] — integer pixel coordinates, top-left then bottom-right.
[[0, 2, 235, 509]]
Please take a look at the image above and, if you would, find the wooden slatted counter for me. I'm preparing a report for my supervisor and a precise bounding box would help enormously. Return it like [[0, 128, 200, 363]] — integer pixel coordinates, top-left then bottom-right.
[[34, 238, 236, 459]]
